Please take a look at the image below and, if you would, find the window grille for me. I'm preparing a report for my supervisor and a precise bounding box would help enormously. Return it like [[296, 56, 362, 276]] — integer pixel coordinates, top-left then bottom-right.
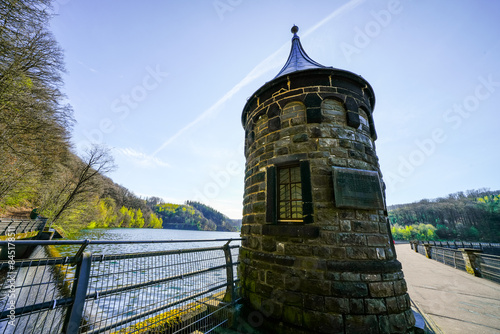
[[278, 165, 303, 221]]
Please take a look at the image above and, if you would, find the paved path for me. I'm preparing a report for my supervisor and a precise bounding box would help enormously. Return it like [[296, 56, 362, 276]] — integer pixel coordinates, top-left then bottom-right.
[[396, 244, 500, 334]]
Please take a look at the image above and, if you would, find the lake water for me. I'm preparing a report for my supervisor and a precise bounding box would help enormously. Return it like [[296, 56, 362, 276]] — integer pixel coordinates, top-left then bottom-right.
[[55, 228, 242, 257], [59, 229, 242, 331]]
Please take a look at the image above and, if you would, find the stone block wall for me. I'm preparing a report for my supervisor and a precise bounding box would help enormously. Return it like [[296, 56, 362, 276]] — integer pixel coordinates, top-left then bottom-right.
[[239, 69, 415, 333]]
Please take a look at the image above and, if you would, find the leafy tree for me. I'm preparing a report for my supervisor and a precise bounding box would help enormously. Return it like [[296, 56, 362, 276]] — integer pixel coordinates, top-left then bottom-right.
[[477, 194, 500, 213], [133, 208, 145, 228], [147, 213, 163, 229], [391, 223, 436, 241], [87, 197, 118, 228]]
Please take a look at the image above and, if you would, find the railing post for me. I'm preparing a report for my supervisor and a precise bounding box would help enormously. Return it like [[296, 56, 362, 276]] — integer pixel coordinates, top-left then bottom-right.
[[63, 252, 92, 334], [14, 220, 20, 234], [424, 244, 432, 259], [459, 248, 483, 277], [5, 220, 14, 235], [222, 242, 235, 304], [39, 218, 48, 232]]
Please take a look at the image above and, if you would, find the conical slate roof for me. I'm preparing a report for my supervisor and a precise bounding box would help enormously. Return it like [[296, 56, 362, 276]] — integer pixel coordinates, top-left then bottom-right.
[[274, 25, 330, 79]]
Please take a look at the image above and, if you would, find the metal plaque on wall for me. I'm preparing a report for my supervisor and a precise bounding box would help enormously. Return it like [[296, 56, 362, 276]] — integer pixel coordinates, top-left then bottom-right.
[[332, 167, 385, 210]]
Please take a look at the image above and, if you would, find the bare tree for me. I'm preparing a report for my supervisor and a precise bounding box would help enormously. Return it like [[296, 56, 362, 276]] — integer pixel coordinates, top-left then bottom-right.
[[48, 145, 116, 224]]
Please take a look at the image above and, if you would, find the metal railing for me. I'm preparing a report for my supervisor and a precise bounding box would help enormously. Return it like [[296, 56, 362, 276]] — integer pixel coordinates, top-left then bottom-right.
[[430, 247, 466, 272], [421, 240, 500, 250], [416, 244, 426, 255], [412, 242, 500, 285], [0, 219, 48, 237], [477, 253, 500, 284], [0, 238, 241, 334]]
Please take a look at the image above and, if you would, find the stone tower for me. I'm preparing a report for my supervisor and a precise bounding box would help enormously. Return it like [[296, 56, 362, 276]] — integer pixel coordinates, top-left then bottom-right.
[[238, 26, 415, 333]]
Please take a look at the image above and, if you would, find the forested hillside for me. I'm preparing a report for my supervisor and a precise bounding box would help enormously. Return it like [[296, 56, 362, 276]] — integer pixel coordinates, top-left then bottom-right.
[[154, 201, 240, 232], [0, 1, 163, 236], [389, 189, 500, 242]]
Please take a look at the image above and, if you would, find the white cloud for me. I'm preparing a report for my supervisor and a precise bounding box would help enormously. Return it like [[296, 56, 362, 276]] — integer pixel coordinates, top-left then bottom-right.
[[77, 60, 99, 73], [116, 147, 170, 168]]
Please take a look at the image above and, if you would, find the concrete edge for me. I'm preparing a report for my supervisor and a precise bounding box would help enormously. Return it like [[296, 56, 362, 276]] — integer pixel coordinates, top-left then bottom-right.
[[410, 298, 444, 334]]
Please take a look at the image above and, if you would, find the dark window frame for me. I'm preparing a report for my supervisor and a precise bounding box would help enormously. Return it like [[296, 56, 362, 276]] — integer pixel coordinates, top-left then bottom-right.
[[266, 160, 313, 224]]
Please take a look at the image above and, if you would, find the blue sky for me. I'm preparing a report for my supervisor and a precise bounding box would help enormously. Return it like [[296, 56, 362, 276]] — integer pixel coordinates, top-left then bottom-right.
[[50, 0, 500, 218]]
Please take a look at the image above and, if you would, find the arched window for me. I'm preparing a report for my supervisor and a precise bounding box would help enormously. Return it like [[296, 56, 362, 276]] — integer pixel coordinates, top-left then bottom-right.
[[358, 108, 370, 134], [321, 99, 346, 125], [357, 107, 373, 148], [282, 101, 306, 127], [254, 113, 268, 139], [245, 128, 255, 155]]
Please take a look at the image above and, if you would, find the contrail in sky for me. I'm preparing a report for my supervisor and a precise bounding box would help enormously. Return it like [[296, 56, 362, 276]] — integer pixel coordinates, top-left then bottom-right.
[[150, 0, 365, 158]]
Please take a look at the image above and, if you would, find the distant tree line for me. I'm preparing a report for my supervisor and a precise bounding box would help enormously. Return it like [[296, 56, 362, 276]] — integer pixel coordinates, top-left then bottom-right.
[[389, 189, 500, 242], [186, 201, 240, 231], [87, 197, 162, 230], [153, 201, 240, 232], [391, 224, 437, 241]]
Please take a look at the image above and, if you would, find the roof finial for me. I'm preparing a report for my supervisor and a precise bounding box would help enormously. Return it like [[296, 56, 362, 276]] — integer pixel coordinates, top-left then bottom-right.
[[274, 25, 329, 79]]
